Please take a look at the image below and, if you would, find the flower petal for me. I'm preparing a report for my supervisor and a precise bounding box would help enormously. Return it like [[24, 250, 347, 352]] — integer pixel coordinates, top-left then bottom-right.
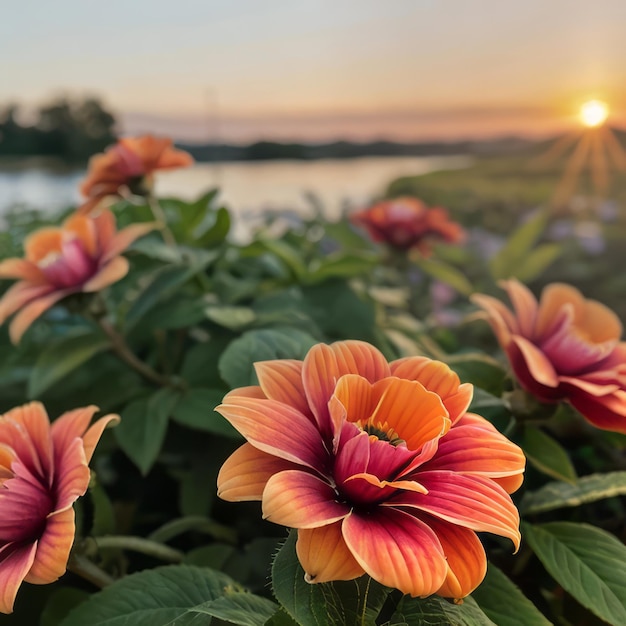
[[568, 389, 626, 434], [368, 377, 450, 449], [63, 213, 98, 258], [82, 257, 129, 292], [24, 228, 62, 263], [342, 508, 447, 597], [392, 471, 520, 550], [510, 335, 559, 388], [81, 414, 120, 463], [296, 523, 365, 583], [254, 359, 310, 417], [101, 222, 157, 263], [470, 293, 518, 346], [8, 289, 70, 344], [24, 507, 74, 585], [217, 443, 296, 501], [500, 279, 538, 338], [390, 357, 473, 423], [262, 470, 349, 528], [0, 542, 37, 614], [0, 402, 53, 480], [421, 413, 525, 487], [0, 282, 55, 325], [0, 258, 45, 282], [51, 436, 90, 513], [302, 341, 390, 439], [428, 518, 487, 598], [216, 397, 327, 471]]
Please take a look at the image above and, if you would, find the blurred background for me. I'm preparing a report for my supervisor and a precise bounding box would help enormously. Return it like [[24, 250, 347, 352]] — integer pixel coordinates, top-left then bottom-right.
[[2, 0, 626, 232]]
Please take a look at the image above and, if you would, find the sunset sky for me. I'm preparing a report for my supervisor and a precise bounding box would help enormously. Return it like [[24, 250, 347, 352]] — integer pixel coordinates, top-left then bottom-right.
[[3, 0, 626, 142]]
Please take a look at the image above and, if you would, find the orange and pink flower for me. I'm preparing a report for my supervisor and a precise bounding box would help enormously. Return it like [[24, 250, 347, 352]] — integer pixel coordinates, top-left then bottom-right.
[[0, 402, 118, 613], [351, 197, 466, 255], [473, 279, 626, 434], [217, 340, 524, 598], [0, 209, 154, 343], [78, 135, 194, 214]]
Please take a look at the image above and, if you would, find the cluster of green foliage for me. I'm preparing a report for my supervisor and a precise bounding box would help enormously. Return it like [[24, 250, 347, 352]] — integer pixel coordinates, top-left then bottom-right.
[[0, 169, 625, 625], [0, 98, 116, 163]]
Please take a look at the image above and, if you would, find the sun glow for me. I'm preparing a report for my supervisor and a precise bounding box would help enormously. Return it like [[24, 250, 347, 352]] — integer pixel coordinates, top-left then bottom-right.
[[579, 100, 609, 128]]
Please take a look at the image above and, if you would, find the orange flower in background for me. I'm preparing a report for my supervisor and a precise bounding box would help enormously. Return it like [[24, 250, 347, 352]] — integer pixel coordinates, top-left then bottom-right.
[[0, 209, 154, 343], [78, 135, 194, 214], [0, 402, 118, 613], [473, 279, 626, 433], [351, 197, 465, 255], [217, 340, 524, 598]]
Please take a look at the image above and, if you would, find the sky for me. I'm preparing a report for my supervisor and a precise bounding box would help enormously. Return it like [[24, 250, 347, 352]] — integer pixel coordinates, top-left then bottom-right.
[[3, 0, 626, 143]]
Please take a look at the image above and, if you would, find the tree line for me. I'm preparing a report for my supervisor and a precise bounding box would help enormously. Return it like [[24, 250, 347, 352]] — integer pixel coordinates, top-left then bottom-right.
[[0, 97, 117, 163]]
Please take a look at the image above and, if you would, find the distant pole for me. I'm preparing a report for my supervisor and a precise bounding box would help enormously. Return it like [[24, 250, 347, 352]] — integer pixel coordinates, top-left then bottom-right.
[[206, 87, 221, 186]]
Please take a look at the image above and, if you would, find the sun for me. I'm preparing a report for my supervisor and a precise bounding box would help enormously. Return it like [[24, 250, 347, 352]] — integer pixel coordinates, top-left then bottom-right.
[[579, 100, 609, 128]]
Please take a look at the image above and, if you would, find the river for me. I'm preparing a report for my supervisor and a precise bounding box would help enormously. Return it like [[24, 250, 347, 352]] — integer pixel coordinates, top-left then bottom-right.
[[0, 155, 469, 240]]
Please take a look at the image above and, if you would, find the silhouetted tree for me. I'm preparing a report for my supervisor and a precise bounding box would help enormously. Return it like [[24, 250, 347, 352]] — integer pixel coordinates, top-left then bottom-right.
[[0, 97, 117, 162]]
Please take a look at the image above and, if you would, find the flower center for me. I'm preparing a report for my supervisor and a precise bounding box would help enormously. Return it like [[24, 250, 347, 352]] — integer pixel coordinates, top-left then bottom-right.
[[361, 419, 405, 447]]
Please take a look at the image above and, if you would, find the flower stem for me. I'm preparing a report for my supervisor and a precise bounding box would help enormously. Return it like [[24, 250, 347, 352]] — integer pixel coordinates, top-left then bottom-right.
[[67, 553, 114, 589], [96, 316, 172, 387], [95, 535, 184, 563]]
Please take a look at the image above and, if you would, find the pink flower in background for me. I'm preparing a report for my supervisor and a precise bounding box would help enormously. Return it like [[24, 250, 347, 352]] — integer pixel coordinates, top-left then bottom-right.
[[473, 279, 626, 433], [217, 340, 524, 598], [78, 135, 194, 214], [351, 197, 466, 255], [0, 402, 118, 613], [0, 209, 154, 343]]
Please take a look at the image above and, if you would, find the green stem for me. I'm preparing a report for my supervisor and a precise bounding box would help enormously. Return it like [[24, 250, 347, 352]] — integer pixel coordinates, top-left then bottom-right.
[[95, 535, 184, 563], [96, 316, 171, 387], [67, 553, 114, 589]]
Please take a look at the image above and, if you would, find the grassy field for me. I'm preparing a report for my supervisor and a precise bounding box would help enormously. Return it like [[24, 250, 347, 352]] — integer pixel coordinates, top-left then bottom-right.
[[384, 150, 626, 320]]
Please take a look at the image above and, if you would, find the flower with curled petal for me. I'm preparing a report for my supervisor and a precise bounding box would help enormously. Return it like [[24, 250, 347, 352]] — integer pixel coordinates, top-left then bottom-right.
[[216, 340, 524, 598], [351, 197, 465, 255], [78, 135, 194, 214], [0, 402, 118, 613], [0, 209, 154, 343], [473, 279, 626, 434]]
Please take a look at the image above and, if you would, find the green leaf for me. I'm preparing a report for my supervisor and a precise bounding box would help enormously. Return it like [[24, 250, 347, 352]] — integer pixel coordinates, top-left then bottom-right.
[[88, 474, 116, 536], [41, 588, 91, 626], [468, 388, 514, 433], [513, 243, 562, 283], [489, 210, 548, 280], [256, 239, 308, 281], [521, 471, 626, 515], [126, 251, 217, 326], [471, 563, 551, 626], [389, 594, 496, 625], [195, 206, 231, 247], [219, 328, 317, 388], [413, 258, 473, 296], [171, 388, 239, 437], [264, 610, 300, 626], [28, 331, 109, 398], [271, 531, 390, 626], [190, 593, 278, 625], [205, 305, 257, 330], [302, 280, 377, 340], [115, 388, 180, 474], [523, 522, 626, 625], [306, 252, 379, 284], [518, 426, 577, 483], [59, 564, 267, 626], [446, 353, 507, 396]]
